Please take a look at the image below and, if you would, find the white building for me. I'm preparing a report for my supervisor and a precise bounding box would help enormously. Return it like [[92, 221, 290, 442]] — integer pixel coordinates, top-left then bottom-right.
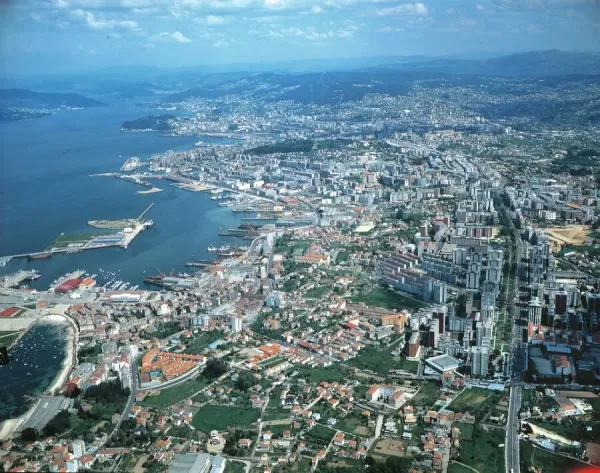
[[231, 315, 243, 333]]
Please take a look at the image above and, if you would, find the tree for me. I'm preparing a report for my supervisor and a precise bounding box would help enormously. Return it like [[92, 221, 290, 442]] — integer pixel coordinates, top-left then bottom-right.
[[204, 359, 228, 379], [43, 410, 71, 436], [235, 372, 257, 392], [21, 427, 37, 442]]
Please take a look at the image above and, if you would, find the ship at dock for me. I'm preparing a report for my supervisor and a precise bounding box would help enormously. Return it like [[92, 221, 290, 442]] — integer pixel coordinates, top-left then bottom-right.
[[27, 251, 52, 260]]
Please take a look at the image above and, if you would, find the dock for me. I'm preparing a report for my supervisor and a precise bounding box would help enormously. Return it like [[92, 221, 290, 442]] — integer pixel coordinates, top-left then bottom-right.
[[0, 270, 40, 288]]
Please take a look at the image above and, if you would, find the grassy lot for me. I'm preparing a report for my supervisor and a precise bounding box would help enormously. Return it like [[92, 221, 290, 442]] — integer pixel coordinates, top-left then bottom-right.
[[408, 381, 441, 410], [454, 423, 474, 440], [304, 424, 335, 446], [0, 330, 23, 348], [520, 441, 590, 473], [448, 387, 504, 419], [294, 365, 350, 383], [184, 331, 223, 354], [458, 426, 505, 473], [142, 377, 209, 408], [262, 412, 291, 422], [348, 342, 418, 375], [350, 286, 425, 310], [192, 406, 260, 432], [448, 463, 476, 473], [335, 414, 364, 434], [259, 355, 286, 368], [223, 460, 245, 473]]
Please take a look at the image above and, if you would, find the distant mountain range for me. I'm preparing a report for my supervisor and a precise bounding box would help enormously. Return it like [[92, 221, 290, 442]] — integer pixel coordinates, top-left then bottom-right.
[[0, 88, 105, 110], [386, 50, 600, 77]]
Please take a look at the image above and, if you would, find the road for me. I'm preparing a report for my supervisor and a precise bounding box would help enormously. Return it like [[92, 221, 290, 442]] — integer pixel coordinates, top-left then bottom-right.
[[500, 192, 526, 473], [98, 354, 139, 451]]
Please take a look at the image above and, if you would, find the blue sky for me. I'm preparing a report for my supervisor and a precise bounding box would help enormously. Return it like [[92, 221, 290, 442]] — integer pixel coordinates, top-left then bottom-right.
[[1, 0, 599, 74]]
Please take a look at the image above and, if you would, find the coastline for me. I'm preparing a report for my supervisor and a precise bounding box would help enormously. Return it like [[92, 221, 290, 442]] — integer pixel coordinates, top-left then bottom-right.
[[45, 316, 76, 395], [0, 316, 77, 441]]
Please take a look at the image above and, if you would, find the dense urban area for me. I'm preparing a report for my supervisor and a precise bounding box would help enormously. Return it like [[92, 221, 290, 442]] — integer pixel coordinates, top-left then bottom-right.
[[1, 66, 600, 473]]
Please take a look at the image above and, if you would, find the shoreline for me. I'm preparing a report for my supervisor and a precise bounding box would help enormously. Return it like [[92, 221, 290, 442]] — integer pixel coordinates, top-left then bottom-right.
[[0, 316, 77, 440]]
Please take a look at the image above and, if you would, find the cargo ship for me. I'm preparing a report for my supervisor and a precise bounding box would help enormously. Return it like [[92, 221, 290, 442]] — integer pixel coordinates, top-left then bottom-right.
[[27, 251, 52, 260], [143, 274, 182, 288]]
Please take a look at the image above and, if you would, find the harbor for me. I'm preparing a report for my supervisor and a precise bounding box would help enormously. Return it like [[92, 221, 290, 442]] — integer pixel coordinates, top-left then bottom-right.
[[0, 204, 155, 263]]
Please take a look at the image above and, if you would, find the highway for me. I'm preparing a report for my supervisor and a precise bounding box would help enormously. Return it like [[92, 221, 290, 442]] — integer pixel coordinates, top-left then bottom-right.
[[502, 192, 527, 473]]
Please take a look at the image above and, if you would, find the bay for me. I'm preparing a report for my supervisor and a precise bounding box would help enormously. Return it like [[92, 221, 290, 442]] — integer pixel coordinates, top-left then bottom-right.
[[0, 322, 68, 423], [0, 101, 244, 287]]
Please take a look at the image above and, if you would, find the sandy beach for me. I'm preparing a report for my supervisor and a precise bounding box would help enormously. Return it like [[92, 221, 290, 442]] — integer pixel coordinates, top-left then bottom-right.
[[137, 187, 162, 194], [45, 316, 77, 395]]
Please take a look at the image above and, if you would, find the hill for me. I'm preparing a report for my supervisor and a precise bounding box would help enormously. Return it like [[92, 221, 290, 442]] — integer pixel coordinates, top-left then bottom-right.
[[0, 88, 105, 109], [389, 50, 600, 77]]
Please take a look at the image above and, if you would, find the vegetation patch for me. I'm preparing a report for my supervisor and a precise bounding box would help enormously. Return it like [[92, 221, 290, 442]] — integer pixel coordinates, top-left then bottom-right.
[[192, 406, 260, 432]]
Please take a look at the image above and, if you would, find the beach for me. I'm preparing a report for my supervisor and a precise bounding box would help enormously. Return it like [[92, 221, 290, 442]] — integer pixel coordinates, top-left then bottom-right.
[[44, 315, 77, 395]]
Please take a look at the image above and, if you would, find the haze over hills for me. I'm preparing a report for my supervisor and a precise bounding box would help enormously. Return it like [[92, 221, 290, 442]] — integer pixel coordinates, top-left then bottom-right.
[[0, 89, 105, 110], [388, 50, 600, 77]]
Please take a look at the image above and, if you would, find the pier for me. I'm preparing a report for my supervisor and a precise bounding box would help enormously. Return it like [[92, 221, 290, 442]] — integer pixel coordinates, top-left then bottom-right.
[[0, 270, 40, 289]]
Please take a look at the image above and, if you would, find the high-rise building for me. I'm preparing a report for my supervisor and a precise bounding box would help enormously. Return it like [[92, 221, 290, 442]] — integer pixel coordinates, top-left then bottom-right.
[[231, 315, 243, 333], [433, 309, 446, 334], [72, 439, 85, 459], [471, 346, 489, 377], [428, 322, 440, 349], [528, 297, 542, 326]]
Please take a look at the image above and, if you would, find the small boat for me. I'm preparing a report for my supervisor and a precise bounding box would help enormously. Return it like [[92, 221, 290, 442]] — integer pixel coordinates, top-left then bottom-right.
[[207, 246, 217, 252]]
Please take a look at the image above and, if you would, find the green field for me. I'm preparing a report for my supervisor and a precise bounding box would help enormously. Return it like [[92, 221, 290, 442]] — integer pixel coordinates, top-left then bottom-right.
[[350, 286, 425, 310], [458, 426, 505, 473], [223, 460, 245, 473], [192, 406, 260, 432], [348, 341, 418, 375], [304, 424, 335, 446], [262, 412, 291, 422], [448, 387, 504, 419], [335, 414, 363, 434], [454, 423, 474, 440], [142, 377, 208, 408], [49, 232, 112, 249], [409, 381, 441, 410], [184, 331, 223, 354], [448, 463, 476, 473], [294, 365, 350, 383], [520, 441, 591, 473]]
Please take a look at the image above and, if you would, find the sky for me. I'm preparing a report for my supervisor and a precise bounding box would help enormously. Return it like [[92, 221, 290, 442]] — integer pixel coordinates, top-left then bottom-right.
[[0, 0, 599, 75]]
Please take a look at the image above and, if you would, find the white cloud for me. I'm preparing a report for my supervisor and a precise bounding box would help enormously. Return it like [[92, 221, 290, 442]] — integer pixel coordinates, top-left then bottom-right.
[[476, 4, 485, 10], [198, 14, 229, 24], [376, 25, 404, 32], [376, 3, 428, 16], [312, 5, 324, 13], [68, 9, 141, 31], [152, 31, 192, 42], [212, 39, 230, 46]]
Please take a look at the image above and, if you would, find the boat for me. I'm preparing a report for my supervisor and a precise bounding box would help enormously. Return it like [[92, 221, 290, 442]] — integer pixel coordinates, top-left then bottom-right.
[[27, 251, 52, 260], [218, 245, 230, 251], [207, 246, 217, 252]]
